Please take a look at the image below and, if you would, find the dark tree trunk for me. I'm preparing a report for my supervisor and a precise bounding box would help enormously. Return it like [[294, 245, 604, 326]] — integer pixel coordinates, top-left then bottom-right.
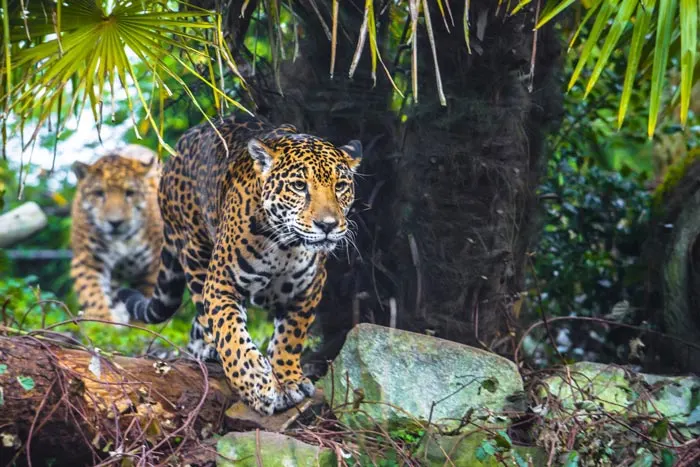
[[389, 3, 562, 352], [246, 1, 562, 368]]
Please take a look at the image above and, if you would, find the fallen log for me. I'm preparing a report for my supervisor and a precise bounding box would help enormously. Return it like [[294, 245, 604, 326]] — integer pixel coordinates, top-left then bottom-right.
[[0, 335, 236, 466]]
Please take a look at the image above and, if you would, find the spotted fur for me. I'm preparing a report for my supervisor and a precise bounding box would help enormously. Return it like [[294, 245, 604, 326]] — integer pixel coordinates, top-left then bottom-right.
[[115, 114, 362, 415], [70, 151, 163, 324]]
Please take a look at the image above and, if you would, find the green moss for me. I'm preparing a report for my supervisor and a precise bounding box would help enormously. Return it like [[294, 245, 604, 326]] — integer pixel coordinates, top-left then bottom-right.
[[651, 149, 700, 211]]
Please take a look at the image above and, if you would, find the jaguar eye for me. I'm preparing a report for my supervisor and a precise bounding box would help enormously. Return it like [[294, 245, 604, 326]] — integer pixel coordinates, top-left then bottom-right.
[[335, 181, 349, 193], [291, 180, 307, 192], [125, 189, 136, 197], [92, 189, 105, 198]]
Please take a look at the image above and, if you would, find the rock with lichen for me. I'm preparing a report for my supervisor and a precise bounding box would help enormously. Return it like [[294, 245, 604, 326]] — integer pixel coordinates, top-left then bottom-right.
[[318, 323, 524, 431]]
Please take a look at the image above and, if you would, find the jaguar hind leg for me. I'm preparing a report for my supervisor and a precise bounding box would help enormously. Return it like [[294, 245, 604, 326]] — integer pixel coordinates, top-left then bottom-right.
[[187, 318, 219, 362]]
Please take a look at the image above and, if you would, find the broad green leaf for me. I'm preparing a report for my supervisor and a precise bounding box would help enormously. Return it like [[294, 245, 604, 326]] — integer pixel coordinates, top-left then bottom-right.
[[661, 449, 676, 467], [618, 0, 656, 128], [494, 430, 512, 448], [17, 375, 35, 391], [650, 418, 670, 440], [648, 0, 678, 137], [631, 448, 654, 467], [510, 0, 533, 16], [463, 0, 471, 53], [366, 0, 377, 85], [1, 0, 11, 111], [688, 406, 700, 425], [565, 451, 580, 467], [567, 0, 604, 50], [476, 440, 496, 461], [513, 451, 528, 467], [0, 364, 7, 375], [0, 0, 244, 153], [568, 0, 621, 90], [678, 0, 697, 124], [585, 0, 638, 96]]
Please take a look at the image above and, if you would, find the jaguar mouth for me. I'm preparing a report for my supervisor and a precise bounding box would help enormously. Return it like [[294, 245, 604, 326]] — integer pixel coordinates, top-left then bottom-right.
[[293, 228, 342, 250]]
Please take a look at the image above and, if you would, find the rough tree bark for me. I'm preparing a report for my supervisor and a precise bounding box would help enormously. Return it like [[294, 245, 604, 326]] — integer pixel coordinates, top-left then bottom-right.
[[0, 336, 235, 466], [389, 3, 562, 352], [643, 160, 700, 374]]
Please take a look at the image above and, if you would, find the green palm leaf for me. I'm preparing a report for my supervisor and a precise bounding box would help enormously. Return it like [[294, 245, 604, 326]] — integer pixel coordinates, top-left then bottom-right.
[[678, 0, 697, 124], [0, 0, 247, 154], [520, 0, 700, 137]]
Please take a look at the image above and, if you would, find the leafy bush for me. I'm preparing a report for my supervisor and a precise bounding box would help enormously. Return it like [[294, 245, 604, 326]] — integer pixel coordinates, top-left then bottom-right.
[[533, 162, 650, 320]]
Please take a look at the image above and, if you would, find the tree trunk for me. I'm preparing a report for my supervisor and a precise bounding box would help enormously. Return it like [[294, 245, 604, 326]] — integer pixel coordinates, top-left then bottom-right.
[[389, 3, 562, 352], [643, 160, 700, 374], [0, 336, 235, 466]]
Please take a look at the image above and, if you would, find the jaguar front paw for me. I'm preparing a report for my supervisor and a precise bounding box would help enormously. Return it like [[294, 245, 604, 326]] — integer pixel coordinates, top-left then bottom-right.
[[245, 376, 315, 415]]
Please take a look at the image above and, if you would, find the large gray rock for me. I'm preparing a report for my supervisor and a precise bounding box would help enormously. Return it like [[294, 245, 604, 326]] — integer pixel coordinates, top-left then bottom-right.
[[318, 323, 524, 430], [217, 431, 335, 467]]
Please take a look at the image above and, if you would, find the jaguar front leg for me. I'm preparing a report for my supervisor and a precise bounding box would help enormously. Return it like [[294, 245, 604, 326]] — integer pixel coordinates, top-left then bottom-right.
[[71, 253, 122, 322], [267, 267, 327, 399], [202, 259, 302, 415]]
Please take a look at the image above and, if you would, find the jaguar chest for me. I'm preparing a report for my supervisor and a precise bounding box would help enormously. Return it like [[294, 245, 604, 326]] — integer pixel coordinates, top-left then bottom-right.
[[99, 235, 155, 279], [234, 246, 319, 309]]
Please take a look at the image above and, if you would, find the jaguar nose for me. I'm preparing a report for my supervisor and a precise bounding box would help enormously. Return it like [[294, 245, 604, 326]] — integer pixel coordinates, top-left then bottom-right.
[[313, 217, 339, 234]]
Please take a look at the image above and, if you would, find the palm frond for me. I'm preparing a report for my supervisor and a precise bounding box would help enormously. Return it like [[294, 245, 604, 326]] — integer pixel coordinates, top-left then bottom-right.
[[524, 0, 700, 137], [0, 0, 248, 155]]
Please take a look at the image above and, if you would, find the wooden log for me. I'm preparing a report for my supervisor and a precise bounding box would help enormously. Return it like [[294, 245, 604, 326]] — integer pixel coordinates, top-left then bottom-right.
[[0, 335, 237, 466], [0, 202, 48, 248]]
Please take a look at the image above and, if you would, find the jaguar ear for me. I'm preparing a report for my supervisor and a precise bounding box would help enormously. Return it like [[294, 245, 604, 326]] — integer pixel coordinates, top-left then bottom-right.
[[339, 140, 362, 172], [135, 156, 155, 174], [278, 123, 297, 133], [72, 161, 90, 180], [247, 138, 275, 175]]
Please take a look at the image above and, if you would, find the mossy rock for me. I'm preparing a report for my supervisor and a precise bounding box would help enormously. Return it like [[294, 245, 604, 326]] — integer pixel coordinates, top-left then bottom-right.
[[319, 323, 524, 431], [217, 431, 335, 467], [541, 362, 700, 437]]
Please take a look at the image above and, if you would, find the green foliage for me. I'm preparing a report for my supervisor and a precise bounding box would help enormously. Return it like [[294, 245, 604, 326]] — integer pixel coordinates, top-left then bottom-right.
[[528, 0, 699, 136], [1, 272, 274, 355], [0, 0, 244, 153], [475, 439, 497, 461], [389, 426, 424, 445], [533, 162, 650, 320]]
